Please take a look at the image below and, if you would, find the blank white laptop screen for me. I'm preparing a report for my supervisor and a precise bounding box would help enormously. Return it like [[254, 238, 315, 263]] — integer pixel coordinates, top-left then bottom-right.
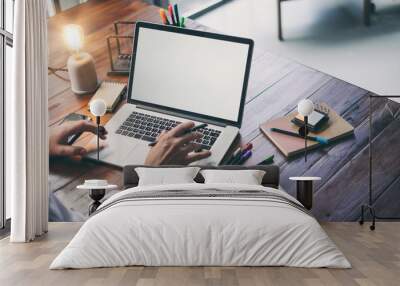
[[130, 27, 250, 123]]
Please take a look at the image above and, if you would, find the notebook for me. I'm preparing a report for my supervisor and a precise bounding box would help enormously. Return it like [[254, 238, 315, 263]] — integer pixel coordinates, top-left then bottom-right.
[[260, 103, 354, 158], [89, 81, 126, 112]]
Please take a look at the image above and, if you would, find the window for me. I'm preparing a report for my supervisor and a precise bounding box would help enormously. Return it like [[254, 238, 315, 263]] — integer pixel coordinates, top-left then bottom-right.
[[1, 0, 14, 230]]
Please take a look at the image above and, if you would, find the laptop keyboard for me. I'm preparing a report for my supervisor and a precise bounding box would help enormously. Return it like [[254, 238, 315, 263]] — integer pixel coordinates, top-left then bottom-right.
[[115, 111, 221, 150]]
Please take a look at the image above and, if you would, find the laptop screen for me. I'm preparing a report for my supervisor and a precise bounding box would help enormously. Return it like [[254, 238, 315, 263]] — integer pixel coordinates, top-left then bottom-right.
[[128, 23, 253, 126]]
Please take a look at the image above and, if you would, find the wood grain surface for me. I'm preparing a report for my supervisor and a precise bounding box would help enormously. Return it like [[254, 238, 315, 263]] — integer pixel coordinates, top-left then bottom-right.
[[1, 222, 400, 286], [48, 0, 400, 221]]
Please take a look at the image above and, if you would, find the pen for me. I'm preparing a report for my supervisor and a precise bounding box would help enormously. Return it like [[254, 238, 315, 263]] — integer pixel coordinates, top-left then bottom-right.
[[237, 150, 252, 165], [159, 9, 169, 25], [174, 4, 180, 27], [149, 123, 208, 147], [168, 4, 176, 26], [257, 155, 274, 165], [184, 123, 208, 134], [270, 128, 329, 145], [180, 17, 185, 28]]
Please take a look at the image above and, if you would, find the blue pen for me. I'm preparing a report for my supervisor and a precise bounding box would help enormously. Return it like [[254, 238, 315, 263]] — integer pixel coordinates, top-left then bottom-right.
[[270, 128, 329, 145], [237, 150, 252, 165]]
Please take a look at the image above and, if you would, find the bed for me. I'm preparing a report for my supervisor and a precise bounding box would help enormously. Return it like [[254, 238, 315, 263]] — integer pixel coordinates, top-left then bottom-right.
[[50, 165, 350, 269]]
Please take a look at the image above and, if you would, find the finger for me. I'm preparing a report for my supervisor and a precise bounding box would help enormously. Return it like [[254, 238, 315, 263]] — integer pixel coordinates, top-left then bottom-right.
[[63, 120, 107, 139], [169, 121, 195, 137], [174, 132, 202, 147], [179, 142, 198, 154], [185, 150, 212, 164], [98, 126, 108, 138], [54, 145, 87, 157], [83, 141, 108, 153], [157, 130, 167, 139]]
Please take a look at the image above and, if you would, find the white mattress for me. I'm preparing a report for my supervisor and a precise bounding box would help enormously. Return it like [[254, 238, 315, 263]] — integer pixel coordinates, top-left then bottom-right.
[[50, 183, 350, 269]]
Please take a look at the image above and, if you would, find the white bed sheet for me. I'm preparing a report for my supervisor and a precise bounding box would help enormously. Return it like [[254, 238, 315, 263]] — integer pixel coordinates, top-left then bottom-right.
[[50, 183, 350, 269]]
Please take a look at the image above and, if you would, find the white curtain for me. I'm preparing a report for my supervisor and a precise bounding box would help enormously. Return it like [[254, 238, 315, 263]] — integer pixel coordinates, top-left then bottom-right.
[[7, 0, 49, 242]]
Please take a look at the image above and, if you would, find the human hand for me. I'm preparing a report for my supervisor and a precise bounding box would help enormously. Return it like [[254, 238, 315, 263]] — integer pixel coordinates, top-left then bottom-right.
[[144, 121, 211, 166], [49, 120, 108, 157]]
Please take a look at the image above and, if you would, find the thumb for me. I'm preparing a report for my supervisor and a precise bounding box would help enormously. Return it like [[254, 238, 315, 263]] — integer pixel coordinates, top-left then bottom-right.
[[54, 145, 87, 157]]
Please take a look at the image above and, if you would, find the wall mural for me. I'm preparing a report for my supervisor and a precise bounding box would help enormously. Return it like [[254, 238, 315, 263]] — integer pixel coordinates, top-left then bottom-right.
[[47, 3, 400, 222]]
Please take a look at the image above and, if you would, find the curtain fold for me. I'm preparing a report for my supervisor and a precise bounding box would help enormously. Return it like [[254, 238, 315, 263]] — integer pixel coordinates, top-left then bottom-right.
[[8, 0, 49, 242]]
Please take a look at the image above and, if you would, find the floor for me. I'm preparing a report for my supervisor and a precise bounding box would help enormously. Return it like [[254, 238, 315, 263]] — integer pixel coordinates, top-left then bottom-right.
[[197, 0, 400, 100], [1, 222, 400, 286]]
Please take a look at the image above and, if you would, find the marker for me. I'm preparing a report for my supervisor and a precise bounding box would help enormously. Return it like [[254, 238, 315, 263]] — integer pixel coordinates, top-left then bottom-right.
[[181, 17, 185, 28], [237, 150, 252, 165], [242, 142, 253, 152], [168, 4, 176, 26], [257, 155, 274, 165], [174, 4, 180, 27], [231, 143, 253, 165], [166, 13, 173, 25], [270, 128, 329, 145], [226, 146, 241, 165], [159, 9, 169, 25], [149, 123, 208, 147]]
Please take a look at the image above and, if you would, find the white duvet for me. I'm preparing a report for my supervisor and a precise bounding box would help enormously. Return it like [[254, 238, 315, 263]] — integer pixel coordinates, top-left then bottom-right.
[[50, 183, 350, 269]]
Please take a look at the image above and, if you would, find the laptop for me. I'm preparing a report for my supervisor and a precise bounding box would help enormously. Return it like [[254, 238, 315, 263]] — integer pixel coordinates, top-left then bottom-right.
[[86, 22, 254, 167]]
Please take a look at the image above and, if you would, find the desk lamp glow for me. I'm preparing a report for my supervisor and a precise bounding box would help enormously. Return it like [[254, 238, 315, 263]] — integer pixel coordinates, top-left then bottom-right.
[[63, 24, 98, 94], [89, 99, 107, 161], [298, 99, 314, 162]]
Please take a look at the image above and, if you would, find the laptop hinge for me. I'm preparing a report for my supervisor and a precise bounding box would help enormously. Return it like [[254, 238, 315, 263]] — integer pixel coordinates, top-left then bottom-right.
[[135, 104, 227, 127]]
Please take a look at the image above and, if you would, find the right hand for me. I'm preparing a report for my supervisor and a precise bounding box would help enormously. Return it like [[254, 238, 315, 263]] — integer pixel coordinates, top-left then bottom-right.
[[144, 122, 212, 166]]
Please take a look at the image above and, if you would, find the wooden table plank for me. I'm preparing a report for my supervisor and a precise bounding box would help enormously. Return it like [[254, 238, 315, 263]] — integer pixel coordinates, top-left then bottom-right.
[[240, 65, 332, 142], [246, 51, 299, 102], [372, 176, 400, 218], [312, 112, 400, 220]]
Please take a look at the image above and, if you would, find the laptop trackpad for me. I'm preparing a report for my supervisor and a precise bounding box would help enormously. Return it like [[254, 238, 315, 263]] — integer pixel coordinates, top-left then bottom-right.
[[102, 142, 150, 165], [123, 143, 149, 165]]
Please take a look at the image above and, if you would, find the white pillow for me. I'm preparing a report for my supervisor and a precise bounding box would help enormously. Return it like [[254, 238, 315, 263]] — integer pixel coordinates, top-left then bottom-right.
[[200, 169, 266, 185], [135, 167, 201, 186]]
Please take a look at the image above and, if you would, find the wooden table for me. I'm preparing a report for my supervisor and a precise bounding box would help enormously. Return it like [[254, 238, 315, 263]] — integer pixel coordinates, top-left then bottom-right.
[[48, 0, 400, 221]]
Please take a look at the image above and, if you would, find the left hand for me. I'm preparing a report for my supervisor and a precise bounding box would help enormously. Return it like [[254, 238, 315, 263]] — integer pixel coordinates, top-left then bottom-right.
[[49, 120, 108, 157]]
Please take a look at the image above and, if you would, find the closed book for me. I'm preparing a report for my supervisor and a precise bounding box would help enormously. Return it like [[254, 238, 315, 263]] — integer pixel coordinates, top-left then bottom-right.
[[88, 81, 126, 112], [259, 103, 354, 158]]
